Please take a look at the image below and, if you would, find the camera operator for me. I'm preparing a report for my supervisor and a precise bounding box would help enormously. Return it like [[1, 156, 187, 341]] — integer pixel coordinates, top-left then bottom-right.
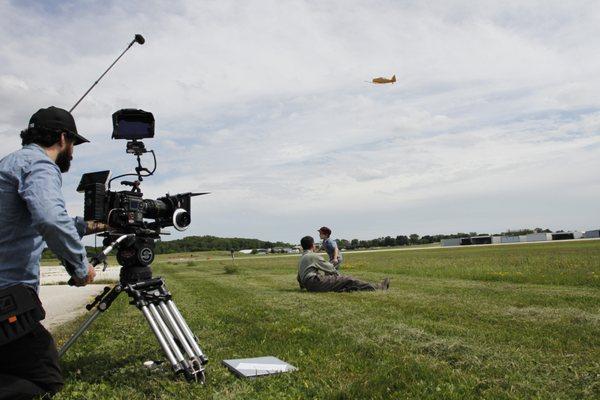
[[0, 106, 106, 399]]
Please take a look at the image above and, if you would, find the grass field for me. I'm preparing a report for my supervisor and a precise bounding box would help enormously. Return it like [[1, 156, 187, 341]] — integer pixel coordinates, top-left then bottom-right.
[[53, 241, 600, 399]]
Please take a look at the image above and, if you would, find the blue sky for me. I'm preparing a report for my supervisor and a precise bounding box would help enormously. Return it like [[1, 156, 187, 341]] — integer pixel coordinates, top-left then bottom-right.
[[1, 0, 599, 243]]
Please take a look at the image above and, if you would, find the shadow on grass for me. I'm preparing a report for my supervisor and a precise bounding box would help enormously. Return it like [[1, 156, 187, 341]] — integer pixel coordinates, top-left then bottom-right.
[[274, 288, 302, 293], [60, 351, 177, 389], [62, 352, 136, 380]]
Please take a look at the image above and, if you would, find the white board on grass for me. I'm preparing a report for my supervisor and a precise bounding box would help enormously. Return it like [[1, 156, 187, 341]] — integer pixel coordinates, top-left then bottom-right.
[[222, 356, 297, 378]]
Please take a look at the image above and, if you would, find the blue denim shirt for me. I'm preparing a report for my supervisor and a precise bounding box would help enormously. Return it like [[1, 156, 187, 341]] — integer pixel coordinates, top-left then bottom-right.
[[0, 144, 88, 292]]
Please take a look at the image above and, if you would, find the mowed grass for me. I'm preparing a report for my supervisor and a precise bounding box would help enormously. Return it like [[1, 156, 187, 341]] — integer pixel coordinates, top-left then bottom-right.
[[54, 241, 600, 399]]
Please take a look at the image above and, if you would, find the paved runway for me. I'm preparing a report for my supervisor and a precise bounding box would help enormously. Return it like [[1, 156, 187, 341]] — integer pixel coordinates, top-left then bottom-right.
[[41, 265, 120, 285], [39, 284, 110, 331], [39, 266, 120, 331]]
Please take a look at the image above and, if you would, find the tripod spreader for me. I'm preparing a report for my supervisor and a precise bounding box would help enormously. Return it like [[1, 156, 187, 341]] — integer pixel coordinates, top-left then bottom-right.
[[85, 286, 111, 311]]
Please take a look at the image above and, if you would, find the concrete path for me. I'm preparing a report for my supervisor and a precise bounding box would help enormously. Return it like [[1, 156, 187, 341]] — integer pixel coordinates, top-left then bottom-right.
[[39, 266, 120, 331], [41, 265, 120, 285], [39, 284, 110, 331]]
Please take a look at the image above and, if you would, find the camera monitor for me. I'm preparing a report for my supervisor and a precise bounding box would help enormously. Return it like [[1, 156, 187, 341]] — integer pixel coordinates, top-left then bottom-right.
[[76, 170, 111, 192], [112, 109, 155, 140]]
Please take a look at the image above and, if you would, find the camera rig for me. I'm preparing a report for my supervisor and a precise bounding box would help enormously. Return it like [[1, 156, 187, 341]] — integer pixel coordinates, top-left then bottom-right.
[[61, 108, 209, 382], [76, 108, 207, 282]]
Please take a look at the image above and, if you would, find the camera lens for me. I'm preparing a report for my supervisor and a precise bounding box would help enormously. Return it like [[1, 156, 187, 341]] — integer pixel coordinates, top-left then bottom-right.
[[172, 208, 191, 231], [175, 211, 190, 227]]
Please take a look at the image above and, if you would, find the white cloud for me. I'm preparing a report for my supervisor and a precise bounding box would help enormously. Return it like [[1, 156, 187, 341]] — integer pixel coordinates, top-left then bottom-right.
[[1, 0, 599, 243]]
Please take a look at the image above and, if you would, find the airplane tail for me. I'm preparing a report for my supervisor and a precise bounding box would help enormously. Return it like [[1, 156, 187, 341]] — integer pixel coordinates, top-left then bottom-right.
[[391, 75, 396, 83]]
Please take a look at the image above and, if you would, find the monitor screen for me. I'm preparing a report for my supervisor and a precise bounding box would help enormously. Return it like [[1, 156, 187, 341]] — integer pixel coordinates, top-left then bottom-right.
[[115, 119, 153, 140]]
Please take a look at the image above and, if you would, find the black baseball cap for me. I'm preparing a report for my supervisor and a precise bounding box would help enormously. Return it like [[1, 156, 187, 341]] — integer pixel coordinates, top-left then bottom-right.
[[28, 106, 90, 145]]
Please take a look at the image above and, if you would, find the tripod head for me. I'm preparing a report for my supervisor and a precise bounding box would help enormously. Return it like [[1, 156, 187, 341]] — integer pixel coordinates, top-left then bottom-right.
[[111, 233, 156, 284]]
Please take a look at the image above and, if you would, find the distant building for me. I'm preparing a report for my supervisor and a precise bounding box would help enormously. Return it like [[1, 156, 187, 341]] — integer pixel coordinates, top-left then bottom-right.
[[584, 230, 600, 238], [501, 236, 520, 244], [441, 238, 461, 247], [551, 231, 583, 240], [439, 229, 596, 248], [470, 236, 491, 245], [525, 233, 552, 242], [471, 236, 492, 245]]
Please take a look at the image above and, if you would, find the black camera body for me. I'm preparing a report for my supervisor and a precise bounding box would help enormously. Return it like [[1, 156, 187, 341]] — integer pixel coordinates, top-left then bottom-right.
[[77, 109, 200, 236], [79, 180, 197, 235], [77, 109, 206, 282]]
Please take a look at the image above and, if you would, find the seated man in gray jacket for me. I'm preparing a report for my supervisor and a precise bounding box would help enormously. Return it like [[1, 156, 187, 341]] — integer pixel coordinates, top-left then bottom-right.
[[297, 236, 390, 292]]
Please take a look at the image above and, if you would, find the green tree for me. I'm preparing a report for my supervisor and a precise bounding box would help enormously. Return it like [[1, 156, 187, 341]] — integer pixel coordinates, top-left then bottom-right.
[[409, 234, 420, 245], [395, 235, 409, 246]]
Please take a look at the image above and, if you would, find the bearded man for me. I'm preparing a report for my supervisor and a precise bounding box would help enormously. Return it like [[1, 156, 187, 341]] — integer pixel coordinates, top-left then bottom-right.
[[0, 106, 105, 399]]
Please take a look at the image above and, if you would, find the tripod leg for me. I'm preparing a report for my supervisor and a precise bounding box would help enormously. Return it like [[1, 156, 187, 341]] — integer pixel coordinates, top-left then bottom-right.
[[139, 305, 182, 372], [167, 300, 208, 364], [157, 302, 198, 364], [126, 277, 207, 382], [58, 309, 102, 358], [59, 284, 123, 358], [147, 304, 191, 371]]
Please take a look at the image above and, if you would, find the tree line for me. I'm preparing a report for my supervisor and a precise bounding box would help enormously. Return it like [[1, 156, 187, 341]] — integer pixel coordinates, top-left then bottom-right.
[[154, 235, 293, 254], [41, 235, 293, 259]]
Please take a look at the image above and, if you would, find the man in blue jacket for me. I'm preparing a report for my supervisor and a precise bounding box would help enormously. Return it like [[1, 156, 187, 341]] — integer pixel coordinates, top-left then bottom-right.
[[0, 106, 105, 399]]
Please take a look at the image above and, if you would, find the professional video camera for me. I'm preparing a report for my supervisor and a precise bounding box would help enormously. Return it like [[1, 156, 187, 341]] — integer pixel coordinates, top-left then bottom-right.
[[62, 108, 209, 382], [76, 108, 205, 281], [78, 109, 197, 235], [58, 33, 208, 384]]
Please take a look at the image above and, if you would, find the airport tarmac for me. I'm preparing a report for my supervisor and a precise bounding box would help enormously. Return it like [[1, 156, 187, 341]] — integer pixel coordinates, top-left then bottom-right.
[[39, 266, 120, 331]]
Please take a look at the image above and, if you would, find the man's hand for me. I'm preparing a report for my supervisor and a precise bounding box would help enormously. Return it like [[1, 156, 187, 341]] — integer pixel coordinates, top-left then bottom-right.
[[85, 220, 109, 235], [71, 264, 96, 286]]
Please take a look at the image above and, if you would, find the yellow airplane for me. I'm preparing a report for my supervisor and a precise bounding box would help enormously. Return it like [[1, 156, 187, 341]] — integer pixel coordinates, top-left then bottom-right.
[[372, 75, 396, 84]]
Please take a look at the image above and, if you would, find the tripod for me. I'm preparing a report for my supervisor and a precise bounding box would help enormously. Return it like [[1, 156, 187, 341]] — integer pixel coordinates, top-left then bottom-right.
[[59, 234, 208, 383]]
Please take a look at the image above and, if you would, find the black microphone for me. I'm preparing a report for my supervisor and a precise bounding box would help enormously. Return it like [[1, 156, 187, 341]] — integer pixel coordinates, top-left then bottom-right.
[[135, 34, 145, 45]]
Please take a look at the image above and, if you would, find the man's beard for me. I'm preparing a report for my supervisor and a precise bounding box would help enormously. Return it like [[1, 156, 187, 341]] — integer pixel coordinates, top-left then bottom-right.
[[56, 147, 73, 173]]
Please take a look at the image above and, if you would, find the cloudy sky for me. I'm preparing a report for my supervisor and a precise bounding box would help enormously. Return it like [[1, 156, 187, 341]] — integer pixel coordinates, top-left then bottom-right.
[[1, 0, 599, 243]]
